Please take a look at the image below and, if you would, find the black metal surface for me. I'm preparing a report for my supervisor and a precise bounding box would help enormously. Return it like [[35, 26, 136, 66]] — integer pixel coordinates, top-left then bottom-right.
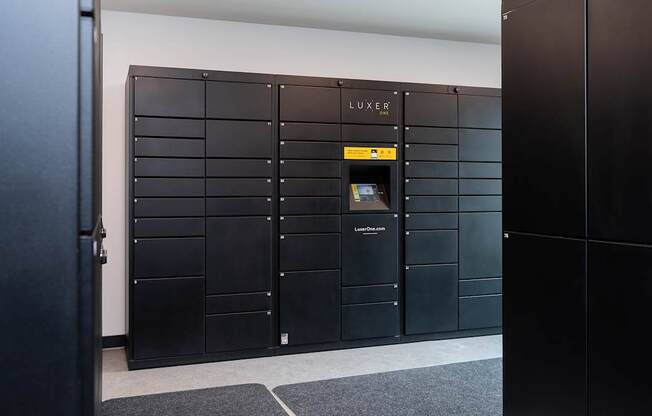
[[206, 120, 272, 158], [280, 234, 341, 271], [134, 218, 205, 238], [133, 277, 205, 359], [206, 81, 272, 120], [206, 293, 271, 315], [405, 143, 458, 161], [405, 264, 458, 334], [279, 85, 340, 123], [341, 302, 400, 340], [459, 213, 502, 279], [280, 215, 341, 234], [502, 0, 586, 238], [404, 126, 458, 144], [341, 89, 398, 125], [207, 159, 272, 177], [459, 295, 502, 330], [503, 233, 586, 416], [404, 92, 457, 127], [405, 230, 458, 264], [458, 95, 501, 129], [459, 130, 502, 162], [206, 312, 272, 352], [280, 122, 341, 142], [342, 124, 398, 143], [135, 137, 205, 158], [279, 270, 341, 345], [341, 284, 398, 305], [133, 238, 205, 278], [458, 278, 502, 297], [134, 117, 204, 138], [134, 77, 205, 118]]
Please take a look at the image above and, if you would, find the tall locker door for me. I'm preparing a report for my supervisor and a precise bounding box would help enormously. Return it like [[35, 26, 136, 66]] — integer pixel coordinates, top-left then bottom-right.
[[503, 233, 586, 416], [588, 0, 652, 245], [502, 0, 586, 238]]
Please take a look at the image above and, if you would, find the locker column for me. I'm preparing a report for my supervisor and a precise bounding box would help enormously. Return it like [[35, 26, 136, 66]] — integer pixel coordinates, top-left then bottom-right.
[[204, 80, 274, 353], [278, 83, 342, 347], [129, 77, 206, 360], [403, 89, 460, 335], [457, 91, 503, 330]]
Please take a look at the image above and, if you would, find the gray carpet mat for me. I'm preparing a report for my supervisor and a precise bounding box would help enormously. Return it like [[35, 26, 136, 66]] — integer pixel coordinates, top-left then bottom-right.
[[273, 358, 502, 416], [102, 383, 288, 416]]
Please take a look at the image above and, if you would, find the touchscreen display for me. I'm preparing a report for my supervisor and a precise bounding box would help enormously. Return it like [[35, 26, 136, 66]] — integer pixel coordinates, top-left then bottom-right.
[[351, 183, 380, 202]]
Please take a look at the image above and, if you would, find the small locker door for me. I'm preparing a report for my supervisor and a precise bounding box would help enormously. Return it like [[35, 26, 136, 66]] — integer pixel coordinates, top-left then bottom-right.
[[134, 77, 205, 118]]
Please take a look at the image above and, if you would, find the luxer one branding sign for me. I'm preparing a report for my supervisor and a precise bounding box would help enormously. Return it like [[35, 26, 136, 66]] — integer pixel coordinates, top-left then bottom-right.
[[348, 99, 391, 116], [354, 226, 387, 233]]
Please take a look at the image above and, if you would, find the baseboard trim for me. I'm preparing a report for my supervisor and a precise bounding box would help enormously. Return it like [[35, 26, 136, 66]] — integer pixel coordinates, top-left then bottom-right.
[[103, 335, 126, 349]]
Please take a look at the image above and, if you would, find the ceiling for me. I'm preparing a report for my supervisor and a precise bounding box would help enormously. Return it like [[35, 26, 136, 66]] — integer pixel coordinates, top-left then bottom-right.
[[102, 0, 502, 44]]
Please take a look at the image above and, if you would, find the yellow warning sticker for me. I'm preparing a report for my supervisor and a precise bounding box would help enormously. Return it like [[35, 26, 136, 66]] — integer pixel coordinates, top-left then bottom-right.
[[343, 147, 397, 160]]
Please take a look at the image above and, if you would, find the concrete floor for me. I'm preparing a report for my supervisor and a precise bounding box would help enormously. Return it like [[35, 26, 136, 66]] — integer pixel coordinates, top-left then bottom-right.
[[103, 335, 502, 403]]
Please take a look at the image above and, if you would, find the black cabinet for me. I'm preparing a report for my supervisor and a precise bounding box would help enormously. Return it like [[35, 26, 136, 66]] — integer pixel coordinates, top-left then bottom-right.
[[133, 277, 205, 359], [206, 217, 271, 294], [280, 85, 340, 123], [341, 214, 398, 286], [404, 92, 457, 127], [341, 302, 400, 340], [503, 233, 586, 416], [280, 270, 341, 345], [405, 264, 458, 334], [206, 312, 271, 353], [134, 78, 204, 118], [206, 81, 272, 120]]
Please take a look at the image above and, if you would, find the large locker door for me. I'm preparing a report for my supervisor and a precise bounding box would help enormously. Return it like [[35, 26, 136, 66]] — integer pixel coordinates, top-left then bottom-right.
[[405, 264, 458, 334], [279, 85, 340, 123], [588, 242, 652, 415], [280, 270, 340, 345], [459, 213, 502, 279], [134, 77, 205, 118], [133, 277, 205, 359], [588, 0, 652, 245], [206, 217, 272, 294], [503, 233, 586, 416], [502, 0, 586, 238]]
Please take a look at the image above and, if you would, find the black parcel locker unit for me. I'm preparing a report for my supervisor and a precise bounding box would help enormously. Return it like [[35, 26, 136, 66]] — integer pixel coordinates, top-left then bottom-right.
[[126, 66, 501, 369], [503, 0, 652, 414]]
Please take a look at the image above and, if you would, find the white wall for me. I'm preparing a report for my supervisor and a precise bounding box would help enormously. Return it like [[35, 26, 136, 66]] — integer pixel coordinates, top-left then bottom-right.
[[101, 10, 501, 336]]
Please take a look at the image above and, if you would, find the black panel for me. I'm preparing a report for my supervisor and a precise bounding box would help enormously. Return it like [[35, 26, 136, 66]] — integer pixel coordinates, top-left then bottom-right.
[[459, 196, 502, 212], [134, 158, 205, 177], [588, 242, 652, 415], [133, 277, 205, 359], [459, 295, 502, 329], [134, 77, 204, 118], [341, 89, 398, 125], [280, 85, 340, 123], [459, 278, 502, 297], [341, 284, 397, 305], [134, 178, 205, 197], [503, 233, 586, 416], [460, 213, 502, 279], [341, 302, 400, 340], [406, 230, 458, 264], [206, 217, 271, 294], [459, 130, 502, 162], [134, 198, 205, 217], [588, 1, 652, 245], [135, 138, 205, 158], [280, 197, 341, 215], [341, 214, 398, 286], [405, 161, 458, 178], [206, 159, 272, 177], [405, 196, 458, 213], [405, 264, 458, 334], [459, 179, 502, 195], [342, 124, 398, 143], [206, 81, 271, 120], [405, 144, 458, 161], [280, 178, 341, 196], [502, 0, 586, 237], [280, 270, 340, 345], [206, 120, 272, 158], [280, 215, 341, 234], [206, 197, 271, 216], [206, 293, 271, 314], [206, 178, 271, 197], [280, 234, 340, 271], [134, 218, 205, 238], [280, 122, 340, 142], [458, 95, 501, 129], [281, 160, 341, 178], [133, 238, 205, 278], [405, 179, 458, 195], [280, 141, 341, 160], [404, 92, 457, 127], [459, 162, 501, 178], [405, 213, 458, 230], [206, 312, 271, 352], [404, 126, 458, 144], [134, 117, 205, 138]]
